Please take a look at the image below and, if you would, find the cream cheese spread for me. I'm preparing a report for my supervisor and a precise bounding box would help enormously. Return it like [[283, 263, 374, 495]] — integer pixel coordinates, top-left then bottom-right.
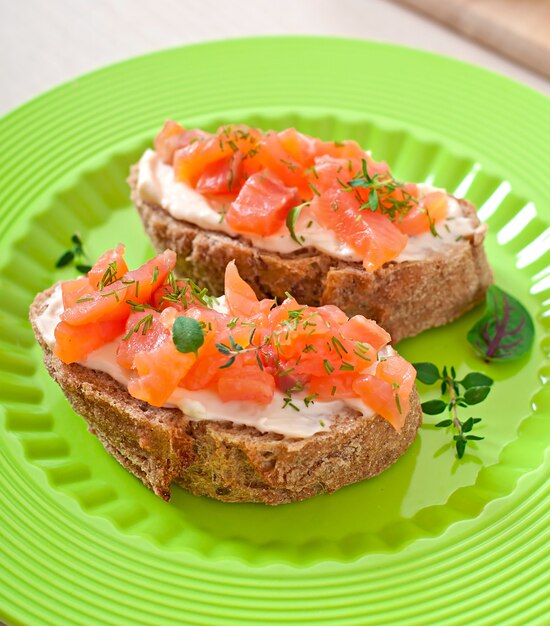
[[36, 286, 384, 438], [137, 149, 483, 263]]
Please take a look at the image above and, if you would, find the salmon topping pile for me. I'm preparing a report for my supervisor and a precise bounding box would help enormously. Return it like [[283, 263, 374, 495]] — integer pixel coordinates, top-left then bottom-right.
[[154, 121, 448, 272], [54, 246, 416, 429]]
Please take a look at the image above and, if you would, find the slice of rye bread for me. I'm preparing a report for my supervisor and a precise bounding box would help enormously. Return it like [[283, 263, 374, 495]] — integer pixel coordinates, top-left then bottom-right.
[[30, 287, 422, 505], [129, 166, 493, 342]]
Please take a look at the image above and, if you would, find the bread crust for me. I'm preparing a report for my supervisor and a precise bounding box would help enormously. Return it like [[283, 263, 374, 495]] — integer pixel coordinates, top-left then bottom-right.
[[30, 287, 422, 505], [129, 166, 492, 342]]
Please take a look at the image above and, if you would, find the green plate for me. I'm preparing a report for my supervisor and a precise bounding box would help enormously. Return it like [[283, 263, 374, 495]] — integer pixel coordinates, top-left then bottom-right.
[[1, 37, 549, 626]]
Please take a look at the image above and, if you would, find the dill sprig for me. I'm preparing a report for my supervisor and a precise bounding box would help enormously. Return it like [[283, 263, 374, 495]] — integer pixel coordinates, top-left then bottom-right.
[[98, 261, 118, 290], [161, 272, 217, 309], [123, 313, 154, 341], [343, 159, 418, 222]]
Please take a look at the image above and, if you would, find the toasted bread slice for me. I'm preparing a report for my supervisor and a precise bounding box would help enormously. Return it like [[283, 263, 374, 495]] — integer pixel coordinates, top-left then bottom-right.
[[129, 167, 492, 343], [30, 286, 422, 505]]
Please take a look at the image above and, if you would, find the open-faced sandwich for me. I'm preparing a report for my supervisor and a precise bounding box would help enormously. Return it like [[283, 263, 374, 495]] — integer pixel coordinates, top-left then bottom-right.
[[30, 245, 421, 504], [130, 122, 493, 342]]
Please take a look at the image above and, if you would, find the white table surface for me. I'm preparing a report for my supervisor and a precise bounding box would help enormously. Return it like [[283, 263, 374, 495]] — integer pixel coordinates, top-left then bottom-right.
[[1, 0, 549, 117]]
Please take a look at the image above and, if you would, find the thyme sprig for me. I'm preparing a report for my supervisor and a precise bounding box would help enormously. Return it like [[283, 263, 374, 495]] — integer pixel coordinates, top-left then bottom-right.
[[215, 330, 267, 370], [55, 233, 92, 274], [413, 362, 493, 459]]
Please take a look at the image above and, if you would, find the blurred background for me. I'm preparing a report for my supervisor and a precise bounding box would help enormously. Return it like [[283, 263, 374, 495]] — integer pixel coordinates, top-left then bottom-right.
[[0, 0, 549, 115]]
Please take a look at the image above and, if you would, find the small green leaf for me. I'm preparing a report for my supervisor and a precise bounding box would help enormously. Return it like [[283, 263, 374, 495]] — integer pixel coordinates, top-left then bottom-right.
[[215, 343, 231, 355], [460, 372, 494, 389], [455, 438, 467, 459], [286, 204, 306, 246], [467, 285, 534, 361], [462, 417, 475, 432], [71, 233, 83, 246], [435, 419, 452, 427], [56, 250, 74, 268], [413, 362, 440, 385], [368, 189, 379, 212], [172, 316, 204, 355], [466, 435, 484, 441], [463, 385, 491, 405], [219, 356, 236, 369], [421, 399, 447, 415], [75, 264, 92, 274]]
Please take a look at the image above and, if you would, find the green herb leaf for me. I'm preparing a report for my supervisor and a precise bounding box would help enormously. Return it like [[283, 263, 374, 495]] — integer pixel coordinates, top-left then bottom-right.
[[215, 343, 231, 355], [460, 372, 494, 389], [220, 356, 236, 369], [435, 419, 452, 427], [368, 189, 379, 212], [455, 438, 466, 459], [286, 204, 307, 245], [421, 399, 447, 415], [56, 250, 74, 268], [461, 417, 475, 432], [413, 362, 440, 385], [465, 435, 484, 441], [463, 386, 491, 405], [56, 233, 93, 275], [467, 285, 534, 361], [172, 316, 204, 356]]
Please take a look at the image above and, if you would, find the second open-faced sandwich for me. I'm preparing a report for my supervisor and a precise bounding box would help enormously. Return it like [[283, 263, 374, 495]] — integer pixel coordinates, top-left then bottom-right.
[[130, 122, 492, 342], [30, 245, 421, 504]]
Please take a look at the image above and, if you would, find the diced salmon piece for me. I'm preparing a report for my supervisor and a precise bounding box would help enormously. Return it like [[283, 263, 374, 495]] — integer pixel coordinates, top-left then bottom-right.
[[352, 355, 416, 429], [54, 318, 126, 364], [217, 363, 275, 404], [174, 136, 226, 186], [195, 153, 243, 196], [87, 244, 128, 290], [251, 130, 315, 197], [116, 310, 166, 370], [311, 157, 407, 271], [396, 191, 448, 236], [224, 260, 274, 318], [314, 138, 366, 161], [308, 373, 356, 400], [340, 316, 391, 351], [61, 250, 175, 326], [376, 355, 416, 420], [129, 338, 196, 406], [225, 170, 297, 237], [61, 277, 93, 309], [155, 120, 209, 164]]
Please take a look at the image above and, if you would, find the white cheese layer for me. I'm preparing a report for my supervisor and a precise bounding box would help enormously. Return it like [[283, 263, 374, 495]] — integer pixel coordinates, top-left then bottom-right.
[[137, 149, 482, 263], [36, 287, 383, 439]]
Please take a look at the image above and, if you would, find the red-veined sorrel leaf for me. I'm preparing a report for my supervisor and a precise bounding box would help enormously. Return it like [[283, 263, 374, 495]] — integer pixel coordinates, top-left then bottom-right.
[[467, 286, 534, 361]]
